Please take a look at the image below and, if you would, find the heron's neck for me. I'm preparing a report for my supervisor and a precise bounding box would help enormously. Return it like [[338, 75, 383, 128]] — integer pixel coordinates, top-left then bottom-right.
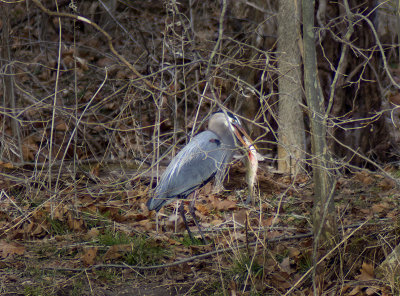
[[220, 132, 236, 149]]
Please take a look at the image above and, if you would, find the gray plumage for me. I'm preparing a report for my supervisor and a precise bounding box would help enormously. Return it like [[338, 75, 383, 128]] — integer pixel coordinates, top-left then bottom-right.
[[146, 112, 241, 212]]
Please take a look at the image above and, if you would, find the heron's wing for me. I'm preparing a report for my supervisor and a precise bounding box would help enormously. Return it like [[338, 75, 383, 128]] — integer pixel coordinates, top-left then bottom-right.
[[147, 131, 228, 211]]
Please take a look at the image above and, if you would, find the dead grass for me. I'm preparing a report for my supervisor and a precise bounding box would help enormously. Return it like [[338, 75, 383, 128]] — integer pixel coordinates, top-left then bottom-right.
[[1, 164, 399, 295]]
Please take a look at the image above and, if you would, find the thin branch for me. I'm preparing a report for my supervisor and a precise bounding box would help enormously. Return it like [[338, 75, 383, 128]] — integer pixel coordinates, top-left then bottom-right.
[[31, 0, 162, 93]]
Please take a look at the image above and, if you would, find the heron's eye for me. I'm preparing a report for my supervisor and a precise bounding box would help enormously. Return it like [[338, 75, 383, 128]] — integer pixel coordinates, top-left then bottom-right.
[[226, 111, 240, 124], [231, 116, 240, 125]]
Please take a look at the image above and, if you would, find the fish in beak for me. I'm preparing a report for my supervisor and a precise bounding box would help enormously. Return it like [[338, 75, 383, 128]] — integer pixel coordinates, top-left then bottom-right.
[[232, 123, 258, 205]]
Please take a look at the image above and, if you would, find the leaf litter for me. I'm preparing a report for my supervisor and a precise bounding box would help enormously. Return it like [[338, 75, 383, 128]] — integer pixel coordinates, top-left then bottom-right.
[[0, 162, 399, 295]]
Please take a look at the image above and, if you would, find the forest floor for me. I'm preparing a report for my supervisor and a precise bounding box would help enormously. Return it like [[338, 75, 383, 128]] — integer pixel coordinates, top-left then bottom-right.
[[1, 161, 399, 295]]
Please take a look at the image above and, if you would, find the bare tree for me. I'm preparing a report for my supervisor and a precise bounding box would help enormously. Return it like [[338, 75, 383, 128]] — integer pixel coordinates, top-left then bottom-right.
[[277, 0, 306, 174], [1, 5, 23, 164], [302, 0, 337, 244]]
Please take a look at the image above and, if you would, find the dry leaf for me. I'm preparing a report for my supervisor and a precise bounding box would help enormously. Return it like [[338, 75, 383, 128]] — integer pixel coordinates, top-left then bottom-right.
[[355, 262, 374, 281], [138, 219, 155, 231], [122, 212, 148, 222], [24, 221, 35, 234], [103, 244, 132, 261], [55, 120, 68, 131], [231, 232, 246, 241], [81, 247, 98, 266], [233, 210, 247, 225], [263, 216, 279, 227], [280, 257, 291, 273], [371, 202, 389, 214], [341, 284, 351, 293], [202, 183, 213, 195], [348, 286, 361, 296], [366, 287, 379, 295], [378, 178, 395, 190], [266, 231, 281, 239], [360, 208, 372, 215], [389, 92, 400, 105], [196, 203, 209, 215], [0, 240, 25, 258], [270, 272, 292, 289], [97, 57, 115, 67], [67, 214, 85, 232], [288, 247, 300, 258], [0, 161, 13, 169], [387, 210, 398, 219], [214, 199, 236, 211], [76, 56, 89, 71], [21, 136, 38, 161], [229, 280, 237, 296], [140, 202, 150, 216], [31, 224, 46, 236], [210, 219, 223, 226], [354, 172, 374, 185], [86, 228, 99, 239]]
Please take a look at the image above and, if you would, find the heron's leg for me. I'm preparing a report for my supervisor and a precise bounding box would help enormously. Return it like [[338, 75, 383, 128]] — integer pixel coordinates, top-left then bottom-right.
[[178, 200, 194, 241], [189, 191, 207, 244], [245, 190, 253, 205], [174, 201, 180, 233], [156, 212, 159, 233]]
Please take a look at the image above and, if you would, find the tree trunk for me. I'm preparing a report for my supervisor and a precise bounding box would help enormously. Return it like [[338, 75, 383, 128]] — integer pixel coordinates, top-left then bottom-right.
[[277, 0, 306, 174], [302, 0, 337, 246], [1, 5, 23, 163]]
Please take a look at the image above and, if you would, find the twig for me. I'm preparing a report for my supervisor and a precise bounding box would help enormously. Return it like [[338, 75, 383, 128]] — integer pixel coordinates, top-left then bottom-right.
[[353, 11, 400, 90], [31, 0, 163, 93], [284, 221, 368, 296], [323, 0, 354, 124]]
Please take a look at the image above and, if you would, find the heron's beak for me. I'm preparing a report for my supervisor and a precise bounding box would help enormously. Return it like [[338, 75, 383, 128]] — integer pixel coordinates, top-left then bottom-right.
[[232, 124, 256, 150]]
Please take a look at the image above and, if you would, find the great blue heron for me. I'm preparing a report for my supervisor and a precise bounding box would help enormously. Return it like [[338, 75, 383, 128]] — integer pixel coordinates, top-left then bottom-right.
[[146, 110, 254, 241]]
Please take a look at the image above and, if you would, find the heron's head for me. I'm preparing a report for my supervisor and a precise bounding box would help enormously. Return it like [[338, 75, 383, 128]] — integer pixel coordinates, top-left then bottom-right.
[[208, 111, 254, 148]]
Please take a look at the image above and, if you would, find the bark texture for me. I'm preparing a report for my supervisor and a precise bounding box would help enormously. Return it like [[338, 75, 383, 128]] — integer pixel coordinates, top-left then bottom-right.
[[302, 0, 337, 245], [277, 0, 305, 174]]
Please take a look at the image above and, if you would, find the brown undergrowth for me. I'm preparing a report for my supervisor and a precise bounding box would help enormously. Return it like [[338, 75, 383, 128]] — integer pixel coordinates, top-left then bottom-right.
[[1, 1, 400, 295], [1, 162, 399, 295]]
